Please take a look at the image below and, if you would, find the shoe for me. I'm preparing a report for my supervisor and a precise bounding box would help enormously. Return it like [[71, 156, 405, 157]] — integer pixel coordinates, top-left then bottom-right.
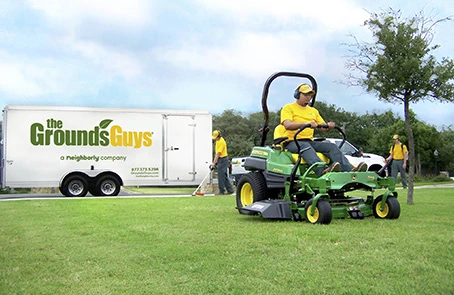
[[322, 162, 341, 175], [351, 162, 367, 172], [227, 191, 235, 195]]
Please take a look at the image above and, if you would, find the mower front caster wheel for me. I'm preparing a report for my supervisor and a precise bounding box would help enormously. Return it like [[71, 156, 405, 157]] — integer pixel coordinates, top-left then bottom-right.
[[373, 195, 400, 219], [305, 199, 332, 224]]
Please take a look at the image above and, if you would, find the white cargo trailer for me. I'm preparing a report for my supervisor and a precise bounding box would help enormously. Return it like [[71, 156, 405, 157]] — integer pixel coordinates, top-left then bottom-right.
[[1, 105, 212, 197]]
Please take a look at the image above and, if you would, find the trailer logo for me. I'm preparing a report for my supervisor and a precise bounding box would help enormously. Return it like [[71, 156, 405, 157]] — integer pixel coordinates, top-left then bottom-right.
[[30, 118, 153, 148]]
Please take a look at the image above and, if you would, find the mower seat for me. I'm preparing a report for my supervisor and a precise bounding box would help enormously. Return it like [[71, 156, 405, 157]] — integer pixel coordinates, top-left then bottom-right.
[[273, 125, 329, 164]]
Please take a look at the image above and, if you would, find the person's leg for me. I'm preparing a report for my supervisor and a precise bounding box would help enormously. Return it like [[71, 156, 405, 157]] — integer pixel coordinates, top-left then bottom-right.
[[391, 160, 399, 182], [312, 141, 354, 172], [225, 180, 234, 193], [224, 159, 234, 193], [285, 141, 325, 176], [217, 157, 228, 194], [400, 163, 407, 188]]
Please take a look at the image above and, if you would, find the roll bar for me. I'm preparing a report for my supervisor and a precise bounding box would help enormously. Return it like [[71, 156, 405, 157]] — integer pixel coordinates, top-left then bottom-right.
[[259, 72, 318, 147]]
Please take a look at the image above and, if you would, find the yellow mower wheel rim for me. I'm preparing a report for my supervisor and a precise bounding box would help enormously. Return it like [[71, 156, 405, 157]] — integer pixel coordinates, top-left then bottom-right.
[[375, 202, 389, 218], [240, 183, 253, 206], [306, 205, 320, 223]]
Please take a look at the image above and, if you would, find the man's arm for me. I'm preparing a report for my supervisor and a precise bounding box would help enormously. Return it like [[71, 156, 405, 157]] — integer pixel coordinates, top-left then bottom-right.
[[321, 121, 335, 132], [386, 154, 393, 162], [212, 152, 221, 166], [386, 146, 394, 162], [282, 119, 317, 130], [403, 147, 408, 168]]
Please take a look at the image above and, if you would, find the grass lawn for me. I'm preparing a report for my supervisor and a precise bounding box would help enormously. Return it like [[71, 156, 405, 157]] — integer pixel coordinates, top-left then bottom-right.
[[1, 188, 453, 294]]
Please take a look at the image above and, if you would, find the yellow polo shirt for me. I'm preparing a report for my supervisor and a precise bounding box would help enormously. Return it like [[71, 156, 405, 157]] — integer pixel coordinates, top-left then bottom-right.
[[280, 102, 325, 140], [215, 137, 228, 158], [390, 143, 408, 160]]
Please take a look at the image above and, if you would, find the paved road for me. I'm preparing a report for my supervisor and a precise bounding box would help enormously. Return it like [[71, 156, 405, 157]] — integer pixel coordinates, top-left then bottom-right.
[[0, 188, 193, 201], [1, 184, 452, 201]]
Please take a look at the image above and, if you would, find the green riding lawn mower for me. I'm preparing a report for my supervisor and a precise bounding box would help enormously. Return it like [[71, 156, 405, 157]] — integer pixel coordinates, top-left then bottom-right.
[[235, 72, 400, 224]]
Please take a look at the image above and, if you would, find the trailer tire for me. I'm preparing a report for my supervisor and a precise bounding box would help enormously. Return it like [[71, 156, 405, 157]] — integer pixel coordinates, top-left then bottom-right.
[[62, 175, 88, 197], [373, 195, 400, 219], [304, 199, 332, 224], [96, 175, 121, 196], [236, 172, 267, 215]]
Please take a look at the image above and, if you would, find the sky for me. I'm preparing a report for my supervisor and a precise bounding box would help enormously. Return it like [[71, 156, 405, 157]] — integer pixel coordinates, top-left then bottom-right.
[[1, 0, 453, 129]]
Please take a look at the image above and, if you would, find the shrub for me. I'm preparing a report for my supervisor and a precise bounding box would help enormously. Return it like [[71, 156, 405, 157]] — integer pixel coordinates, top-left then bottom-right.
[[432, 175, 452, 182]]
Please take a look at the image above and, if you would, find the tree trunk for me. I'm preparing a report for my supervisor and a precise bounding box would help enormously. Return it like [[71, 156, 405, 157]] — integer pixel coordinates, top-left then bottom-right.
[[404, 99, 414, 205]]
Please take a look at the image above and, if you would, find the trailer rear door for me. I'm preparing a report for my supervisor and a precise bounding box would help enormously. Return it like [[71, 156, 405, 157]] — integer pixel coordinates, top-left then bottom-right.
[[163, 115, 196, 182]]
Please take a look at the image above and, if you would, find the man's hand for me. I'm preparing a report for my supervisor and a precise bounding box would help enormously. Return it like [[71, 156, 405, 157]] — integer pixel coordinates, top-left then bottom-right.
[[321, 121, 335, 131], [327, 122, 336, 129], [309, 121, 317, 129]]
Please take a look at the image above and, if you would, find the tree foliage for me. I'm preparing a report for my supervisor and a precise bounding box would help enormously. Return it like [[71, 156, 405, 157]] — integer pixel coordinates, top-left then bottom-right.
[[212, 107, 454, 175], [342, 8, 454, 205]]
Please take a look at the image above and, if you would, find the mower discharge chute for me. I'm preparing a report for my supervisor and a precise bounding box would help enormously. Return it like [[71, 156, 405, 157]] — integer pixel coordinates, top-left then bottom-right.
[[235, 72, 400, 224]]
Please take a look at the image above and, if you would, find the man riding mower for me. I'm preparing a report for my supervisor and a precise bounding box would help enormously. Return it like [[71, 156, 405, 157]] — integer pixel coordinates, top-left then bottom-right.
[[235, 72, 400, 224]]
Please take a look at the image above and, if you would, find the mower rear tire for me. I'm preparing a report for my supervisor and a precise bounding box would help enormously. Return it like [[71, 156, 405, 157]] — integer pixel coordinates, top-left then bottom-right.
[[236, 172, 268, 215], [373, 195, 400, 219], [304, 199, 332, 224]]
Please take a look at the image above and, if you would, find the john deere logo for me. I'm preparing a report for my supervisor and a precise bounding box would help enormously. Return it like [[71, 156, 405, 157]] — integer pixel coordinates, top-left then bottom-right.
[[30, 118, 153, 148], [251, 150, 269, 157]]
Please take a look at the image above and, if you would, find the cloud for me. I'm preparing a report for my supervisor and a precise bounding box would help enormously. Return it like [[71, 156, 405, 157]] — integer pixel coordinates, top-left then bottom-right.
[[195, 0, 368, 30], [155, 31, 315, 79], [154, 0, 369, 81], [62, 37, 144, 80], [0, 61, 44, 97], [3, 0, 451, 128], [26, 0, 153, 29], [0, 50, 99, 101]]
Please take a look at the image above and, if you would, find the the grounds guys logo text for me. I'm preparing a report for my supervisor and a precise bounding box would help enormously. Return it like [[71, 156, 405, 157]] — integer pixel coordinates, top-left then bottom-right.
[[30, 118, 153, 148]]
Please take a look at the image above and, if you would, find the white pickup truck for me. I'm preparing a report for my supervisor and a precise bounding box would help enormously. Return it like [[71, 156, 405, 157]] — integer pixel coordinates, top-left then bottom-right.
[[231, 138, 386, 183], [324, 138, 386, 174]]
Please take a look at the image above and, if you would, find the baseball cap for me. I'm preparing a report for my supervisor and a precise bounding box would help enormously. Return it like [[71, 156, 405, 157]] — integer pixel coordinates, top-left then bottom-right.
[[392, 134, 399, 140], [298, 84, 316, 94], [212, 130, 220, 140]]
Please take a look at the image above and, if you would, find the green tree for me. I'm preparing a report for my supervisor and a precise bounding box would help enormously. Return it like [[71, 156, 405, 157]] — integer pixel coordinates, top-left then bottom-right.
[[358, 111, 401, 156], [212, 109, 253, 157], [438, 127, 454, 173], [248, 110, 281, 147], [343, 9, 454, 204]]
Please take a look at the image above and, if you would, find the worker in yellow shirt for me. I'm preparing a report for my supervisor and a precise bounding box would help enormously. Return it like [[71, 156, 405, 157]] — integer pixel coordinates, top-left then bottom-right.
[[281, 83, 367, 176], [386, 134, 408, 188], [211, 130, 234, 195]]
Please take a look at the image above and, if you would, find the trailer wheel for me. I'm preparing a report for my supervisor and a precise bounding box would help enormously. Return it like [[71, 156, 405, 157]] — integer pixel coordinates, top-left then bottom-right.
[[236, 172, 267, 215], [304, 199, 332, 224], [96, 175, 121, 196], [62, 175, 88, 197], [58, 186, 65, 196], [373, 195, 400, 219]]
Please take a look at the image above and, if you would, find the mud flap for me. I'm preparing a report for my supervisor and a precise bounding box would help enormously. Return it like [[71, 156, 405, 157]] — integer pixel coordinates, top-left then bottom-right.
[[241, 200, 292, 219]]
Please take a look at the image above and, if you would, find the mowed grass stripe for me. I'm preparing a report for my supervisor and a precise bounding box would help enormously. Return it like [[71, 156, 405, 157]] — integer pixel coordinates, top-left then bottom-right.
[[0, 189, 453, 294]]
